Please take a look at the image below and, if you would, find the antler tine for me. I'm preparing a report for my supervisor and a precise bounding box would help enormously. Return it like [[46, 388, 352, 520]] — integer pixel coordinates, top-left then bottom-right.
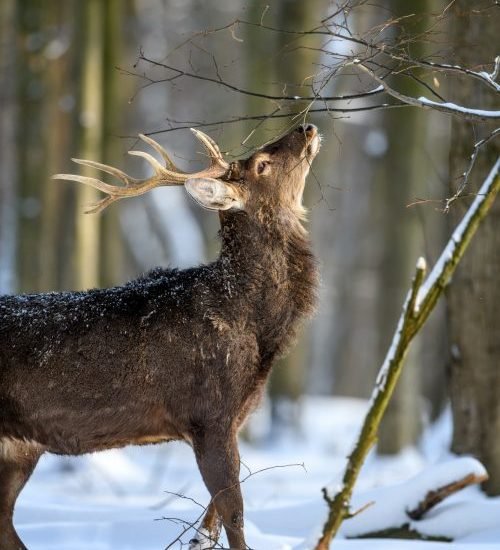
[[52, 171, 130, 195], [71, 158, 139, 186], [53, 131, 230, 213], [139, 133, 179, 171], [84, 195, 118, 215], [190, 128, 229, 171]]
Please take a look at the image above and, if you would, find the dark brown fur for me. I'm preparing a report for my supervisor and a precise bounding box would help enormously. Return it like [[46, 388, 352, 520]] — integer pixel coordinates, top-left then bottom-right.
[[0, 125, 320, 549]]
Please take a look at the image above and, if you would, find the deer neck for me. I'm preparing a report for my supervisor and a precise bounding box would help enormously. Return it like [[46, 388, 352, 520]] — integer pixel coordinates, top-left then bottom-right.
[[217, 210, 318, 359]]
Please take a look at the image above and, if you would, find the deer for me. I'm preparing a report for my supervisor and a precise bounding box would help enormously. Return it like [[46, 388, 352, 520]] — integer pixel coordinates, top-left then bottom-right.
[[0, 123, 321, 550]]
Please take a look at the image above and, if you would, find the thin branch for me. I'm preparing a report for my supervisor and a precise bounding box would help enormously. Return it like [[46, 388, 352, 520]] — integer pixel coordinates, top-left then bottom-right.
[[160, 461, 305, 549], [132, 103, 407, 138], [384, 54, 500, 94], [313, 158, 500, 549], [444, 127, 500, 212], [414, 157, 500, 327], [354, 62, 500, 122], [137, 12, 499, 131], [136, 53, 385, 103]]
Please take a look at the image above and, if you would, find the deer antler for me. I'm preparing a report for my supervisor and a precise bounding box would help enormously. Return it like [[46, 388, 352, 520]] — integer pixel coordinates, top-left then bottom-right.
[[53, 130, 230, 214]]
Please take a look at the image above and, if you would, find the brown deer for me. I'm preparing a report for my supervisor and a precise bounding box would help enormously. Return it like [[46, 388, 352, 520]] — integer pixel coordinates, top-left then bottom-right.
[[0, 124, 321, 549]]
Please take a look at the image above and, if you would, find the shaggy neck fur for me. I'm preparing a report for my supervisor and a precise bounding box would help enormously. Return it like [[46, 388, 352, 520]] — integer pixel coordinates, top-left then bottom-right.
[[217, 209, 318, 367]]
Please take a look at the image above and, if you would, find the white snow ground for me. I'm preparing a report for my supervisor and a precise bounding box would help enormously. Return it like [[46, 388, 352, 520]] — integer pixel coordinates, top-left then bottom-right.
[[15, 397, 500, 549]]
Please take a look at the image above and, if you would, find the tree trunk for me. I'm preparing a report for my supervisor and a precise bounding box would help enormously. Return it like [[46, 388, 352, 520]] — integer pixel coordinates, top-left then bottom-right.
[[376, 0, 430, 454], [447, 0, 500, 495], [100, 0, 126, 287], [39, 0, 76, 291], [0, 0, 18, 294], [16, 2, 48, 292], [74, 0, 104, 290], [271, 0, 324, 403]]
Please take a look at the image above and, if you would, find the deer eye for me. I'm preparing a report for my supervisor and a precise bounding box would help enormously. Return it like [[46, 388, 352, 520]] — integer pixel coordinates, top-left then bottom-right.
[[257, 160, 270, 175]]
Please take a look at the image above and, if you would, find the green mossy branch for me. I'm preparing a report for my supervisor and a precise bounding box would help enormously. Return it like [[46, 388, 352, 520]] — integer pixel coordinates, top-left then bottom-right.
[[314, 157, 500, 550]]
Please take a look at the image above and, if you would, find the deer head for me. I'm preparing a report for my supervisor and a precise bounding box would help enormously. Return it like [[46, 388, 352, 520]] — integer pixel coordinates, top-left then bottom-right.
[[53, 124, 321, 219]]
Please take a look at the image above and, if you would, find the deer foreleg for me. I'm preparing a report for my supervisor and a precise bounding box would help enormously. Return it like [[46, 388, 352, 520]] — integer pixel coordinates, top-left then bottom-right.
[[0, 441, 41, 550], [192, 432, 245, 550], [189, 501, 221, 549]]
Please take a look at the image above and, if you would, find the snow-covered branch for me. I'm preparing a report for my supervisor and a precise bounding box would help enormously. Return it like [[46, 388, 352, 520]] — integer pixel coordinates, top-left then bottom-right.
[[414, 157, 500, 328], [343, 457, 488, 540], [313, 158, 500, 550], [374, 54, 500, 94], [354, 62, 500, 123]]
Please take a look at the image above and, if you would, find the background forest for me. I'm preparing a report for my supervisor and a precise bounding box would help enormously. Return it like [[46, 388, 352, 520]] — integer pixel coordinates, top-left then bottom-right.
[[0, 0, 499, 548]]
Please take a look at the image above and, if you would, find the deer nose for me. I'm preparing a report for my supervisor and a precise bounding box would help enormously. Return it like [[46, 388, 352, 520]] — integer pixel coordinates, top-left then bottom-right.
[[297, 124, 317, 136]]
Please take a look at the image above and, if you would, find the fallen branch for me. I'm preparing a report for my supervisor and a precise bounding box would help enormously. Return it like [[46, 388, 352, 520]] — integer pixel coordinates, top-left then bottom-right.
[[353, 525, 451, 542], [313, 157, 500, 550], [341, 457, 488, 540], [407, 471, 487, 520]]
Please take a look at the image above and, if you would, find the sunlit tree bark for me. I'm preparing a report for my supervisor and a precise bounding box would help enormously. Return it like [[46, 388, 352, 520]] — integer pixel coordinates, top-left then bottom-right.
[[74, 0, 104, 290], [100, 0, 126, 287], [447, 0, 500, 495]]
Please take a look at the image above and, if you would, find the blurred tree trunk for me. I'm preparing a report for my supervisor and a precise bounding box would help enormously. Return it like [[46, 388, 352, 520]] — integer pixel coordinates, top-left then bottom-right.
[[270, 0, 325, 404], [326, 120, 384, 398], [74, 0, 104, 290], [447, 1, 500, 495], [0, 0, 18, 294], [100, 0, 125, 287], [17, 2, 46, 292], [376, 0, 429, 454], [39, 0, 76, 291], [241, 0, 325, 431], [324, 4, 388, 399]]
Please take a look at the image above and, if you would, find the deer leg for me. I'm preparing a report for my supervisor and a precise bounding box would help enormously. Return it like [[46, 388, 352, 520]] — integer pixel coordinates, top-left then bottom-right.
[[0, 442, 41, 550], [188, 501, 221, 550], [192, 433, 245, 550]]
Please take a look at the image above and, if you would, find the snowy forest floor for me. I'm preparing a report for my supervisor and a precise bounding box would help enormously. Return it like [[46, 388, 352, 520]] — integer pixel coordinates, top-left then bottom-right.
[[16, 397, 500, 549]]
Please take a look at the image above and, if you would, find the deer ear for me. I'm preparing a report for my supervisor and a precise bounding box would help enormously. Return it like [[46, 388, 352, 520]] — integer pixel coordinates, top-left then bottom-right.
[[185, 178, 244, 211]]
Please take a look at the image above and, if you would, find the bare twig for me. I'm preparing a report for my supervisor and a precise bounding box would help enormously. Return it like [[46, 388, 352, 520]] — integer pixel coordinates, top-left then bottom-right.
[[126, 103, 404, 138], [444, 127, 500, 212], [353, 61, 500, 122], [368, 53, 500, 94], [135, 53, 385, 103], [135, 6, 499, 135], [160, 461, 305, 549]]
